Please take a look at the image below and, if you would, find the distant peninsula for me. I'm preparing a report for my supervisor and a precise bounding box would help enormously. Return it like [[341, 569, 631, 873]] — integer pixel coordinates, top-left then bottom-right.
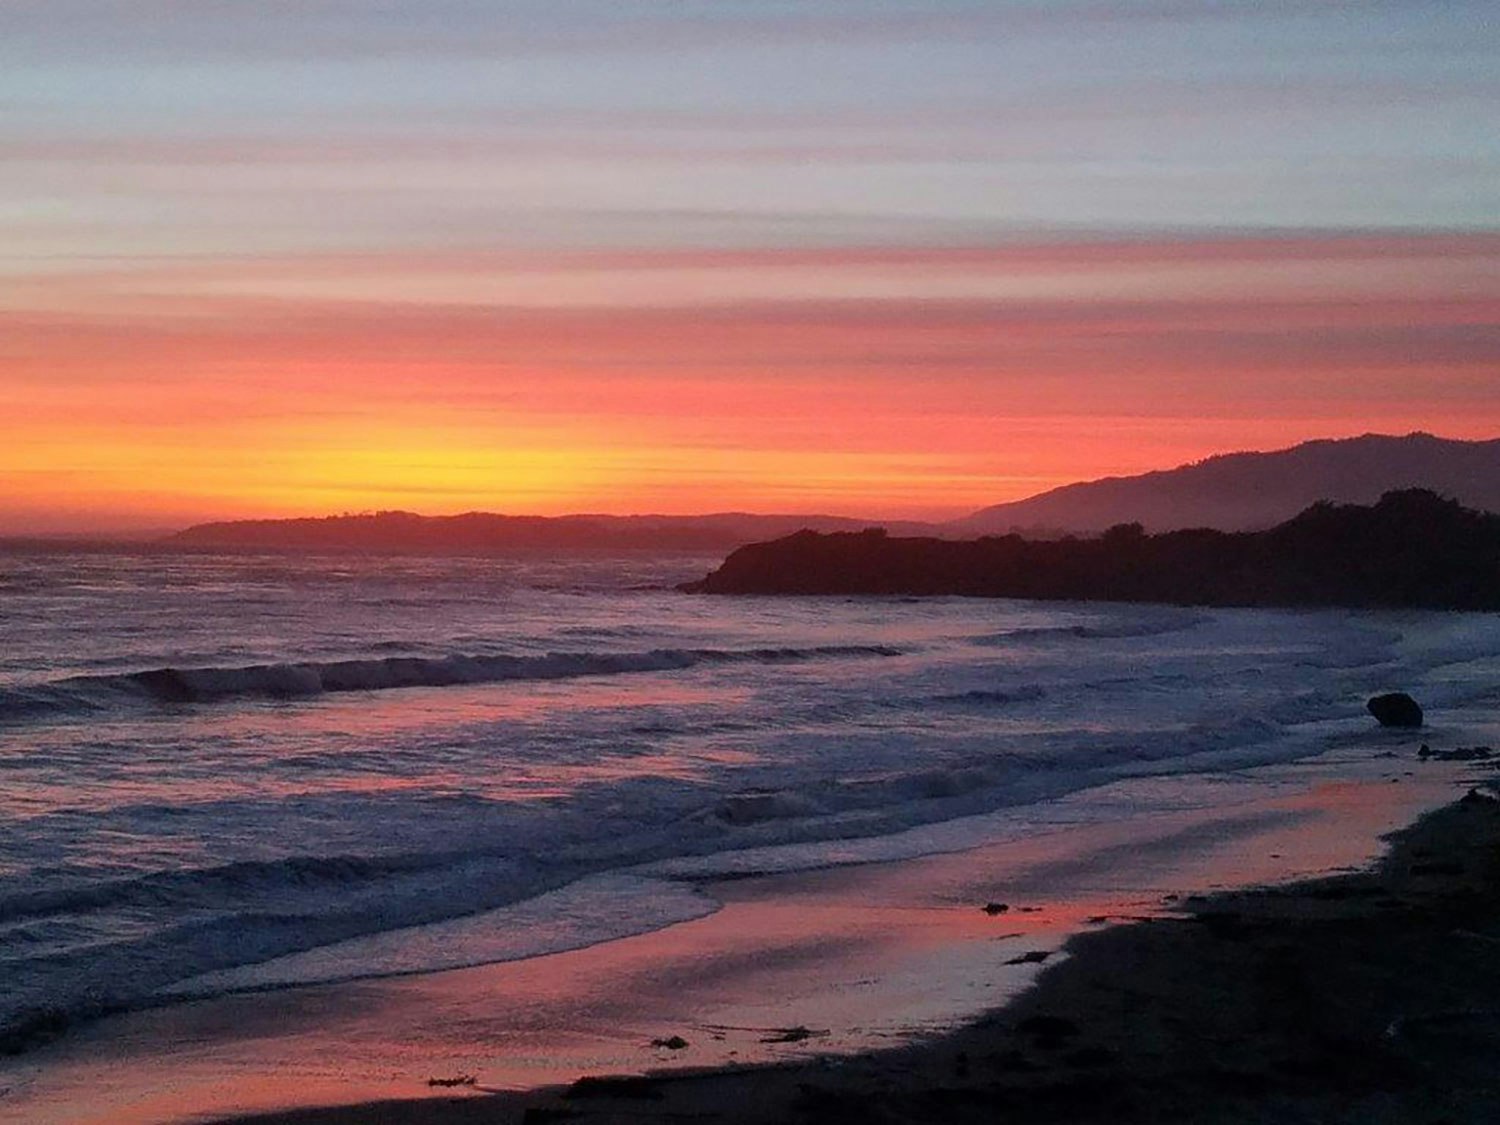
[[149, 433, 1500, 555], [167, 510, 942, 553], [683, 490, 1500, 610]]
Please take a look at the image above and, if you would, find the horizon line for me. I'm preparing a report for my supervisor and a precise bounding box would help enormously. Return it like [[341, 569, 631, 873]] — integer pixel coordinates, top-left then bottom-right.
[[6, 428, 1497, 542]]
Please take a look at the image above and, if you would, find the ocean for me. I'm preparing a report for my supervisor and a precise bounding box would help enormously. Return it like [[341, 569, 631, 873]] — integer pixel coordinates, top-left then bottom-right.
[[3, 547, 1498, 1049]]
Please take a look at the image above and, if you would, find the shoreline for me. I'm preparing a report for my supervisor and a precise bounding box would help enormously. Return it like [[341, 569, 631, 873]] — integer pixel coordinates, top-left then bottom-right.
[[0, 742, 1484, 1124], [216, 773, 1500, 1125]]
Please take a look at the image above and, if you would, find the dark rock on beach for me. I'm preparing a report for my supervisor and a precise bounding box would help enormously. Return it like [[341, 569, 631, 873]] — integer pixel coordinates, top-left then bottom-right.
[[1368, 692, 1423, 728], [1420, 744, 1493, 761], [758, 1026, 823, 1045], [1004, 950, 1053, 965]]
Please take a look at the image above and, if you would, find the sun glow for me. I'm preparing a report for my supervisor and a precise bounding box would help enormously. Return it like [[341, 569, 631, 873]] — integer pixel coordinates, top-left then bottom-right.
[[2, 232, 1497, 535]]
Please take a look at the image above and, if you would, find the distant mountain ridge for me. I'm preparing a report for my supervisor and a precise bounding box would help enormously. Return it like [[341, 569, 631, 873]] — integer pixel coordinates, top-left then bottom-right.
[[951, 433, 1500, 535], [164, 433, 1499, 551], [167, 510, 943, 552]]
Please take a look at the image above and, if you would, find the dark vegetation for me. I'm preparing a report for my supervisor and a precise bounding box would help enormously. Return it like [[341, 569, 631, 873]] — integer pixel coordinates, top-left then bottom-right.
[[684, 490, 1500, 609]]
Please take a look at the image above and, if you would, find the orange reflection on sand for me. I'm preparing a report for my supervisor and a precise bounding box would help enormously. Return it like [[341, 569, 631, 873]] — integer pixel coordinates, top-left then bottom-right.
[[3, 767, 1465, 1125]]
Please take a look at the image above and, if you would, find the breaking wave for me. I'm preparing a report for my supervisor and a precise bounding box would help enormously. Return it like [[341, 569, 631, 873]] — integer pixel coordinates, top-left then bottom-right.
[[0, 644, 900, 721], [972, 613, 1207, 646]]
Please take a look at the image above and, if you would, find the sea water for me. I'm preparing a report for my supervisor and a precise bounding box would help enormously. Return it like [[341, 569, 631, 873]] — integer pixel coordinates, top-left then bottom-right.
[[2, 547, 1497, 1045]]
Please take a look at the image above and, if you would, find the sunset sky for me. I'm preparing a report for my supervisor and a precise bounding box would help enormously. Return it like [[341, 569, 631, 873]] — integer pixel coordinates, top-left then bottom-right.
[[3, 1, 1497, 533]]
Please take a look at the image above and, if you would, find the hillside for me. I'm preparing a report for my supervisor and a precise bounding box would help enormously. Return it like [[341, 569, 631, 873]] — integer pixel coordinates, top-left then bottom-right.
[[952, 433, 1500, 535], [684, 490, 1500, 609]]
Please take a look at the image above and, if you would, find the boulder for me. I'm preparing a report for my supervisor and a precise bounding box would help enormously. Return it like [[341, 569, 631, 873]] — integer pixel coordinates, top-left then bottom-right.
[[1422, 745, 1493, 762], [1368, 692, 1423, 728]]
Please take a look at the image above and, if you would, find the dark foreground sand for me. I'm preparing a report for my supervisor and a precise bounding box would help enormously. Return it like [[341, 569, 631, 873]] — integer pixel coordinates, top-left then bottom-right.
[[223, 784, 1500, 1125]]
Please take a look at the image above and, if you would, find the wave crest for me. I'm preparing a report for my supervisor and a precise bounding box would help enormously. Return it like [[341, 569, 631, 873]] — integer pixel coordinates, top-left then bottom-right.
[[0, 644, 901, 721]]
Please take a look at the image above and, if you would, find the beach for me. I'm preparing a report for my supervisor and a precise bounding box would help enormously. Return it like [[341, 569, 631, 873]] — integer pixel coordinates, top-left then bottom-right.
[[233, 765, 1500, 1125], [3, 741, 1492, 1124]]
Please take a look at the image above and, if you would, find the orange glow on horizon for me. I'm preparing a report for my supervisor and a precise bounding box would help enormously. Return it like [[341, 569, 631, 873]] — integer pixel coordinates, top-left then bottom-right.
[[3, 231, 1498, 534]]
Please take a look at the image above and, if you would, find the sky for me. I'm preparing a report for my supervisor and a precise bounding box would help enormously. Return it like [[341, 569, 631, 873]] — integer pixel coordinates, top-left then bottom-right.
[[2, 1, 1497, 533]]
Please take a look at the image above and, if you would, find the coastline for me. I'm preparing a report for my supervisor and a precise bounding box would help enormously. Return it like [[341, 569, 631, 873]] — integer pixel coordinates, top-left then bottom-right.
[[1, 742, 1488, 1125], [220, 772, 1500, 1125]]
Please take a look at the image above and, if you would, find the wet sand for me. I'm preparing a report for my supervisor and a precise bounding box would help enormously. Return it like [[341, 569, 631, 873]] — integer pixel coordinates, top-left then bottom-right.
[[0, 750, 1486, 1124]]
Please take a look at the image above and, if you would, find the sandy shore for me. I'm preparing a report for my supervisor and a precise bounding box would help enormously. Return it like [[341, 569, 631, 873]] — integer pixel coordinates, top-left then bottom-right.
[[1, 747, 1492, 1124], [224, 778, 1500, 1125]]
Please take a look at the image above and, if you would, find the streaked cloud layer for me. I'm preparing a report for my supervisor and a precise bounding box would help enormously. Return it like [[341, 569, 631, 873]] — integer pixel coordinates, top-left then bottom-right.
[[2, 1, 1496, 530]]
